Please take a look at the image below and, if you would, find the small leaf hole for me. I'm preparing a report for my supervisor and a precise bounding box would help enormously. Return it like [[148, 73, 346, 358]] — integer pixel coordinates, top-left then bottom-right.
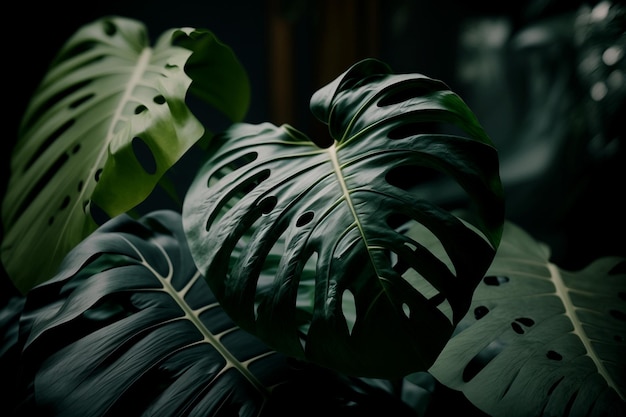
[[258, 196, 277, 214], [102, 20, 117, 36], [547, 350, 562, 361], [483, 276, 510, 286], [516, 317, 535, 327], [402, 303, 411, 318], [59, 196, 70, 210], [342, 289, 357, 335], [474, 305, 489, 320], [511, 322, 524, 334], [296, 211, 314, 227]]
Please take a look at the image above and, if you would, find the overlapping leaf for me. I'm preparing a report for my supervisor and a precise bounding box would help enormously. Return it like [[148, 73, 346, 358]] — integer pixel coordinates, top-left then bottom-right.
[[14, 210, 419, 417], [428, 220, 626, 417], [182, 58, 505, 378], [2, 16, 250, 293], [15, 211, 281, 416]]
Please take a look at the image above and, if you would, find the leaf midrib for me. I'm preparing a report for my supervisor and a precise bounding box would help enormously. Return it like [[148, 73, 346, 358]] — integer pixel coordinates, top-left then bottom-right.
[[127, 235, 271, 399], [56, 48, 153, 260], [549, 262, 622, 400], [327, 143, 391, 319]]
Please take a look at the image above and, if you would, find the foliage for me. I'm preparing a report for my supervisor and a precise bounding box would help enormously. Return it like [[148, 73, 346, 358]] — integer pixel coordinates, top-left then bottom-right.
[[182, 58, 503, 378], [1, 16, 249, 293], [1, 11, 625, 417]]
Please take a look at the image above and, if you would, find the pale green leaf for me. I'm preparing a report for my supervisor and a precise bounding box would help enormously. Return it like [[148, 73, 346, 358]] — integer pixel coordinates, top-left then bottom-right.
[[429, 220, 626, 417], [2, 16, 250, 293]]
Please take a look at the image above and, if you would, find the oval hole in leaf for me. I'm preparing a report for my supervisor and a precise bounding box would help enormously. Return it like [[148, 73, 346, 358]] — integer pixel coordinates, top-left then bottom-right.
[[342, 289, 356, 335], [296, 211, 314, 227], [258, 196, 277, 214], [402, 303, 411, 318], [474, 305, 489, 320], [132, 136, 157, 175], [511, 322, 524, 334], [516, 317, 535, 327], [59, 195, 70, 211], [102, 19, 118, 36], [483, 275, 510, 286], [546, 350, 563, 361]]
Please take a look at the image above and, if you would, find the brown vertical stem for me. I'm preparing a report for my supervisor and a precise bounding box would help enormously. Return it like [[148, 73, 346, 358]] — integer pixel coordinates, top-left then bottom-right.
[[268, 0, 295, 125]]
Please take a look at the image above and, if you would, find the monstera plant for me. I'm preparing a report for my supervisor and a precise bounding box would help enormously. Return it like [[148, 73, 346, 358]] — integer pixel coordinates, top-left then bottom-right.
[[1, 15, 624, 417]]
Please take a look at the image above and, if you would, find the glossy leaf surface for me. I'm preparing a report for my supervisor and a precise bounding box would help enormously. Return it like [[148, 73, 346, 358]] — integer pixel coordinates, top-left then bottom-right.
[[429, 220, 626, 417], [16, 210, 283, 416], [15, 211, 417, 417], [183, 58, 505, 378], [2, 16, 250, 293]]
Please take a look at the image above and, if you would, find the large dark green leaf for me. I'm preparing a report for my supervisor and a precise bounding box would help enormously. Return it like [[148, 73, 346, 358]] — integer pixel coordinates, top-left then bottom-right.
[[2, 16, 250, 294], [182, 58, 504, 378], [428, 220, 626, 417], [14, 210, 419, 417]]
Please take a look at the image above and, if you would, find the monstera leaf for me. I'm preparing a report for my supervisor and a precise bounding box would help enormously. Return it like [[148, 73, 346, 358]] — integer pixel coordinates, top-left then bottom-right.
[[182, 58, 504, 378], [2, 16, 250, 294], [428, 220, 626, 417], [15, 210, 417, 417]]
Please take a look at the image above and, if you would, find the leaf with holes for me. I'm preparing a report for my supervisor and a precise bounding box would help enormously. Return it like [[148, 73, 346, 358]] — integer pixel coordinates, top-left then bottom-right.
[[182, 58, 505, 378], [15, 210, 418, 417], [428, 220, 626, 417], [2, 16, 250, 294]]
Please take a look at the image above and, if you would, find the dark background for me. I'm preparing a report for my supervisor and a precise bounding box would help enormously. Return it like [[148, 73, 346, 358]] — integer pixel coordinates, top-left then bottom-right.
[[2, 0, 624, 298]]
